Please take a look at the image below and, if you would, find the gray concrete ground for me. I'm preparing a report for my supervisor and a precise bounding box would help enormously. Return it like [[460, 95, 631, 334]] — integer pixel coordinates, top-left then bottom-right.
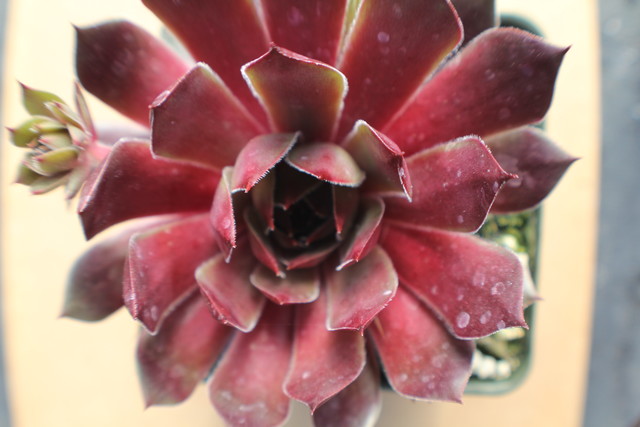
[[584, 1, 640, 427], [0, 0, 12, 424]]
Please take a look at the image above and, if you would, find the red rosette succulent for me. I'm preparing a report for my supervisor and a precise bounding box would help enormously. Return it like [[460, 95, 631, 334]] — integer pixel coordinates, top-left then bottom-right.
[[59, 0, 575, 425]]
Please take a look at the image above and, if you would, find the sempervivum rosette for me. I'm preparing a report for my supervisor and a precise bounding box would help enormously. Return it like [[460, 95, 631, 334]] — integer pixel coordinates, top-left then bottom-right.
[[55, 0, 575, 425]]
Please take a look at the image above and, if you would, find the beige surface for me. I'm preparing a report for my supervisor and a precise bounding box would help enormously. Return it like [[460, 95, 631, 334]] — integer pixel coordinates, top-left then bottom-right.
[[1, 1, 600, 426]]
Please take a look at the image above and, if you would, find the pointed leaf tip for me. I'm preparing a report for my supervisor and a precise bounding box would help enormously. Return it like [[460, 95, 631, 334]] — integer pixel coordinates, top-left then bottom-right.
[[250, 265, 320, 305], [384, 27, 569, 154], [284, 294, 365, 412], [151, 63, 265, 171], [143, 0, 269, 124], [210, 167, 243, 259], [209, 304, 292, 427], [78, 140, 217, 239], [370, 287, 474, 402], [20, 82, 65, 118], [385, 136, 511, 233], [62, 229, 133, 321], [488, 126, 577, 213], [338, 197, 385, 270], [343, 121, 412, 200], [137, 293, 232, 406], [196, 249, 265, 333], [337, 0, 462, 136], [327, 246, 397, 332], [124, 214, 216, 334], [243, 46, 348, 142], [313, 355, 382, 427], [231, 132, 299, 193], [286, 143, 365, 187], [382, 226, 526, 339]]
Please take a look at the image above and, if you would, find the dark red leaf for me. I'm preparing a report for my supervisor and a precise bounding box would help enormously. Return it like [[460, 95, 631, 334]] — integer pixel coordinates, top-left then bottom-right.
[[342, 121, 412, 200], [250, 265, 320, 305], [231, 133, 299, 192], [286, 143, 364, 187], [209, 304, 293, 427], [75, 21, 188, 126], [78, 139, 217, 239], [487, 126, 577, 213], [196, 249, 265, 333], [384, 136, 512, 232], [151, 63, 265, 170], [259, 0, 348, 65], [137, 292, 232, 406], [124, 214, 217, 333], [243, 47, 347, 142], [326, 246, 397, 332], [142, 0, 269, 123], [284, 293, 365, 412], [384, 28, 568, 154], [313, 354, 381, 427], [337, 0, 462, 136], [451, 0, 497, 45], [382, 226, 526, 339], [369, 287, 474, 402]]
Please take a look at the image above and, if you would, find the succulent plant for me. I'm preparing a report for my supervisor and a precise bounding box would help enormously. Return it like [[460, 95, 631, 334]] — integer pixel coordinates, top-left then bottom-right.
[[11, 0, 577, 426], [9, 83, 108, 198]]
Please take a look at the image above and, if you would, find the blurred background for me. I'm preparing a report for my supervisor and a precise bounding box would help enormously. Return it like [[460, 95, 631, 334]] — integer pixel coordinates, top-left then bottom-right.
[[0, 0, 636, 425]]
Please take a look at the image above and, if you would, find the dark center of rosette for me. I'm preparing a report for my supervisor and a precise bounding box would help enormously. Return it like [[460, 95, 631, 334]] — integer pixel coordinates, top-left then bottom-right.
[[229, 134, 366, 276], [274, 170, 334, 247], [245, 162, 360, 273]]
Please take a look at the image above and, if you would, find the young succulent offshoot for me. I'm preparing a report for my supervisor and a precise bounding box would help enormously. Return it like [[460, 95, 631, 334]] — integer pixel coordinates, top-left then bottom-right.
[[9, 83, 107, 199]]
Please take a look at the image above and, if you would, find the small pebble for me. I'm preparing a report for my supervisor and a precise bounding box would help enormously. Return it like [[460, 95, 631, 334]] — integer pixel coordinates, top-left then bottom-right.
[[496, 360, 512, 380], [477, 354, 497, 379]]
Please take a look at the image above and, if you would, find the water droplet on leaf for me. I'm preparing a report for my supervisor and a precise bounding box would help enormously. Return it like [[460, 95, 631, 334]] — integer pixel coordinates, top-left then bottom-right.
[[377, 31, 390, 43], [456, 311, 470, 328]]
